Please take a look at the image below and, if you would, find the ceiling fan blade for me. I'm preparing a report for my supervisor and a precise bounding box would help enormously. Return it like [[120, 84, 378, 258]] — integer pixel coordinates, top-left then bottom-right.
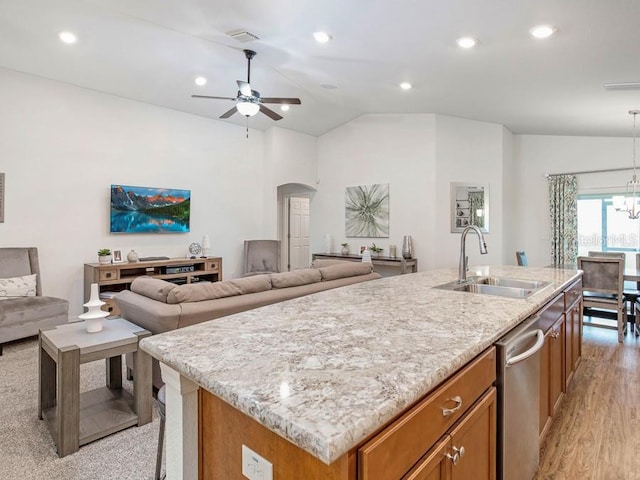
[[261, 97, 302, 105], [219, 107, 237, 119], [192, 95, 236, 101], [237, 80, 252, 97], [259, 104, 283, 121]]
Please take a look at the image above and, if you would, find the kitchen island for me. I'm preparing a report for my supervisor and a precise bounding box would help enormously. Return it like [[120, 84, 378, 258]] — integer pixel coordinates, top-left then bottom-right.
[[139, 265, 582, 479]]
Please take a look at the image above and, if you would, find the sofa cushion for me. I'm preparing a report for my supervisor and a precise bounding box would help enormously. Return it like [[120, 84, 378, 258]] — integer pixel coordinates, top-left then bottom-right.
[[319, 262, 374, 281], [167, 275, 272, 304], [270, 269, 322, 289], [229, 275, 272, 294], [130, 277, 177, 303], [311, 259, 352, 268], [0, 273, 37, 299]]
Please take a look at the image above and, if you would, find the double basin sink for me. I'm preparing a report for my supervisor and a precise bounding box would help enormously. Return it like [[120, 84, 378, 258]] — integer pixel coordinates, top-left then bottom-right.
[[435, 276, 550, 299]]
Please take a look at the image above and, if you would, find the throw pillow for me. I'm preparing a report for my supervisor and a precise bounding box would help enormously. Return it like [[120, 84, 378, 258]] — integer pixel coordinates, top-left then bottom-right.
[[0, 273, 37, 299]]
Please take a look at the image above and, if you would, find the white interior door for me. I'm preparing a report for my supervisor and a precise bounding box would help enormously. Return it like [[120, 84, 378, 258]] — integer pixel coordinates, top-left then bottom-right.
[[289, 196, 310, 270]]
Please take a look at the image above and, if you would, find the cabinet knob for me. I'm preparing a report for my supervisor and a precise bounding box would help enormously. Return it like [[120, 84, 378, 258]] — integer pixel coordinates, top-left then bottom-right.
[[441, 396, 463, 416], [453, 445, 466, 458], [445, 451, 460, 465]]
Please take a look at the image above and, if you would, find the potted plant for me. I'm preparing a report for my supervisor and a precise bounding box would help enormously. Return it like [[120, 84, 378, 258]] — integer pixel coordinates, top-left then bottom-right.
[[370, 243, 383, 257], [97, 248, 112, 264], [341, 242, 350, 255]]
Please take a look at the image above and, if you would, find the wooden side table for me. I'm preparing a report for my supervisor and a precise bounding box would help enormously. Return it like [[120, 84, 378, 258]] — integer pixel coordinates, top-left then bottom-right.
[[38, 318, 152, 457]]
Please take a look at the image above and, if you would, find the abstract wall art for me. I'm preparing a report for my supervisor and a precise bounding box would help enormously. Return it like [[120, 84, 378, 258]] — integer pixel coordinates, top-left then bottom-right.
[[345, 183, 389, 238]]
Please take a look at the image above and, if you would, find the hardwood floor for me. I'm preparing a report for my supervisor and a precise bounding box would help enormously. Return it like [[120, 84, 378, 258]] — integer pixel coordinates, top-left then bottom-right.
[[535, 322, 640, 480]]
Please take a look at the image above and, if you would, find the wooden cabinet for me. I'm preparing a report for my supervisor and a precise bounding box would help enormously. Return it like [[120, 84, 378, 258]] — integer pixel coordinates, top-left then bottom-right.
[[84, 257, 222, 315], [539, 278, 583, 441], [199, 347, 496, 480], [358, 348, 496, 480]]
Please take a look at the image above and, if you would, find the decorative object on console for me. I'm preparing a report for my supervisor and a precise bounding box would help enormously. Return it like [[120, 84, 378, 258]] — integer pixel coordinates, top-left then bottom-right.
[[79, 283, 109, 333], [370, 243, 383, 257], [324, 234, 333, 254], [341, 243, 350, 255], [97, 248, 112, 264], [202, 235, 211, 257], [389, 244, 397, 258], [112, 249, 124, 263], [345, 183, 390, 238], [110, 184, 190, 233], [127, 249, 139, 262], [188, 242, 202, 258], [402, 235, 413, 259], [361, 249, 372, 263]]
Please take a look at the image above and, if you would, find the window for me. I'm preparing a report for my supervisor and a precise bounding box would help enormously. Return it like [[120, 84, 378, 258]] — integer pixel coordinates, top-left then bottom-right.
[[577, 194, 639, 267]]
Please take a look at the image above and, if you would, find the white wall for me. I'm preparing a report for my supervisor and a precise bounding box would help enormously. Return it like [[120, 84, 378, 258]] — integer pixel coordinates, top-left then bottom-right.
[[513, 134, 632, 266], [0, 68, 273, 316], [433, 115, 506, 269], [316, 114, 437, 269]]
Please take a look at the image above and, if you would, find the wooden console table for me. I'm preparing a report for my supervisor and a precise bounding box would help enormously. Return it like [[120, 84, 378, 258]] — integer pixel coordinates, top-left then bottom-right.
[[84, 256, 222, 315], [312, 253, 418, 274], [38, 318, 152, 457]]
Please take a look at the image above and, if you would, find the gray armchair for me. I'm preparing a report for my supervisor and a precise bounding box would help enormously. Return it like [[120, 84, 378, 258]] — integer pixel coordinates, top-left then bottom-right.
[[242, 240, 281, 277], [0, 247, 69, 354]]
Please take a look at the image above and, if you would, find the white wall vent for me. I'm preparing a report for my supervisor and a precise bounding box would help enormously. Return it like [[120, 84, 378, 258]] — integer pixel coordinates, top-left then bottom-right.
[[226, 30, 260, 43]]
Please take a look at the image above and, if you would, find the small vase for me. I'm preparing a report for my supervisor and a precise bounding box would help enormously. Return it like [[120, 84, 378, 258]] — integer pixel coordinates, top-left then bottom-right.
[[402, 235, 413, 259], [79, 283, 109, 333], [127, 250, 139, 262], [341, 246, 350, 255]]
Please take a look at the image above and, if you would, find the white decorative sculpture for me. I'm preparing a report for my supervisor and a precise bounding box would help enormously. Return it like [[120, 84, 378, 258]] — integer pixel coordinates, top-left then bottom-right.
[[79, 283, 109, 333]]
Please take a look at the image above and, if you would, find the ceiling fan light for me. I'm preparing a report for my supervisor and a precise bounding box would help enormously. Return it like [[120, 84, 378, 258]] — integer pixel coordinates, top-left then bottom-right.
[[236, 100, 260, 117], [280, 105, 290, 112]]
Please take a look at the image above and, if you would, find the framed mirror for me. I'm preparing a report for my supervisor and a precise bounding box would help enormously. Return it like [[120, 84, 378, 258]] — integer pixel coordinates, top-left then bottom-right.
[[450, 183, 489, 233]]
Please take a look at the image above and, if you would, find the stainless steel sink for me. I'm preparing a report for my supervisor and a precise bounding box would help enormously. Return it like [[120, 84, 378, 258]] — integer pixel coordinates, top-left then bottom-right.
[[435, 276, 550, 299]]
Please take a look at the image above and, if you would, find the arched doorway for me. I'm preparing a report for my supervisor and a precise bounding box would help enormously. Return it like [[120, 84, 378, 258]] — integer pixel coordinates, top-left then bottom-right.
[[277, 183, 316, 271]]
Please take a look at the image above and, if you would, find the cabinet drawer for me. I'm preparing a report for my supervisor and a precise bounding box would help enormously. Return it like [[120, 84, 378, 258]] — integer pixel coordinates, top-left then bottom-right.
[[358, 347, 496, 480], [99, 269, 118, 281], [538, 293, 564, 333], [565, 278, 582, 310], [205, 260, 220, 272]]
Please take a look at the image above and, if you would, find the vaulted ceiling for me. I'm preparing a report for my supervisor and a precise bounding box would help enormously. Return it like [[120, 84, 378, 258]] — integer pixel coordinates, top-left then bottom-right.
[[1, 0, 639, 137]]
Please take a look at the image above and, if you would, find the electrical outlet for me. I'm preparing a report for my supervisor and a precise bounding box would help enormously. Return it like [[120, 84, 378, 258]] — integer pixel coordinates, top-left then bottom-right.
[[242, 444, 273, 480]]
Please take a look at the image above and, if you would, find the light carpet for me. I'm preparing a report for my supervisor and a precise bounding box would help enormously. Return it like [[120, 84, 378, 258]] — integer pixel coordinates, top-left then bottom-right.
[[0, 338, 162, 480]]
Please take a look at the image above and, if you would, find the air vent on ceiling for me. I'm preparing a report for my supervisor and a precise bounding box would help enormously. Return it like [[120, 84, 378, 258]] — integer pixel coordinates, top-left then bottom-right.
[[604, 82, 640, 90], [226, 30, 260, 43]]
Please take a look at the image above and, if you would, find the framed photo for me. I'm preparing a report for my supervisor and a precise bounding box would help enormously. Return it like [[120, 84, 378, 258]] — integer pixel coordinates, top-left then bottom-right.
[[112, 249, 124, 263], [359, 245, 367, 255]]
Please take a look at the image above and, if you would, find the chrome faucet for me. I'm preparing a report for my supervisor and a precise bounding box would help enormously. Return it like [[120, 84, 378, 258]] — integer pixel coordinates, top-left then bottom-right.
[[458, 225, 488, 282]]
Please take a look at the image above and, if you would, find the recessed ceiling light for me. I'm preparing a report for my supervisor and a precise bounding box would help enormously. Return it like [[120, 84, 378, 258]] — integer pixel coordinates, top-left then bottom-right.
[[400, 82, 412, 90], [456, 37, 477, 49], [58, 31, 77, 44], [313, 31, 332, 44], [530, 25, 557, 39], [194, 76, 207, 86], [280, 105, 290, 112]]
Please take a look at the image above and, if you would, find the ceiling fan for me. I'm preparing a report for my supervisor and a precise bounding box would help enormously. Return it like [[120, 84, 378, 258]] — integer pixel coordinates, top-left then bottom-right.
[[192, 49, 301, 121]]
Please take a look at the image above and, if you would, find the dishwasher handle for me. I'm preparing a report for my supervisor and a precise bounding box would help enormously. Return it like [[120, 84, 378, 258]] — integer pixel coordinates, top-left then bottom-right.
[[505, 329, 544, 367]]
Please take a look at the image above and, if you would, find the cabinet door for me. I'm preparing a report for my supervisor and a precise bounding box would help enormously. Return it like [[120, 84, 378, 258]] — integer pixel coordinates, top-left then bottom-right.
[[402, 437, 452, 480], [549, 315, 565, 416], [448, 388, 496, 480], [570, 300, 582, 372], [539, 330, 551, 438]]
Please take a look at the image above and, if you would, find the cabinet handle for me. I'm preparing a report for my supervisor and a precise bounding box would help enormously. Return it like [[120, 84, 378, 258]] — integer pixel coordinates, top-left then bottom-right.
[[445, 451, 460, 465], [441, 396, 463, 416], [550, 330, 559, 339], [453, 445, 465, 459]]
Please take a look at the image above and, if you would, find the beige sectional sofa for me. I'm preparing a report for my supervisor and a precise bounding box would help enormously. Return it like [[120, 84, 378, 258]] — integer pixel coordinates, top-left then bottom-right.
[[115, 260, 381, 387]]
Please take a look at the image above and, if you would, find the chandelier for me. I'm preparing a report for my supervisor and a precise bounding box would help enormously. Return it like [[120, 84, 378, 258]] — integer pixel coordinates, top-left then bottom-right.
[[614, 110, 640, 219]]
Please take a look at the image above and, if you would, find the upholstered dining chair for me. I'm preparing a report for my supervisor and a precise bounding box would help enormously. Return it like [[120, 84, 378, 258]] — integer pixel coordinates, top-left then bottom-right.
[[242, 240, 281, 277], [587, 251, 640, 332], [578, 255, 625, 342], [516, 251, 528, 266], [0, 247, 69, 354]]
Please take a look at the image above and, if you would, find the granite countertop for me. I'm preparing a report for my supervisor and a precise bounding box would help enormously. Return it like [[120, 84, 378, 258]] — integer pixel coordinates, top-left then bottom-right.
[[140, 265, 581, 464]]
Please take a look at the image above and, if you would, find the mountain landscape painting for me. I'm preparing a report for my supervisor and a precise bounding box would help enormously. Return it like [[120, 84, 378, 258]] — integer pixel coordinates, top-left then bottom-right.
[[110, 185, 190, 233]]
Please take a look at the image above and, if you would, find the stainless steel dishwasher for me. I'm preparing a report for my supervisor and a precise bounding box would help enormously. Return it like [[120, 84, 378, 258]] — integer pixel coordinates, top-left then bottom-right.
[[495, 314, 545, 480]]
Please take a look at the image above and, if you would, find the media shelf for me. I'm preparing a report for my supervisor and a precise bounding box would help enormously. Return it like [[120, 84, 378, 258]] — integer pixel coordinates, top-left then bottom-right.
[[84, 257, 223, 316]]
